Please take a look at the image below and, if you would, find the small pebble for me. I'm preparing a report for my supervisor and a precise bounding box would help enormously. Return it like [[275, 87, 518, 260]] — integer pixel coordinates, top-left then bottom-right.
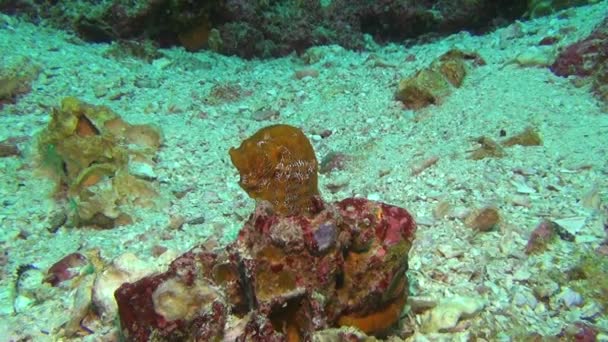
[[251, 109, 279, 121], [533, 281, 559, 300], [437, 245, 463, 258], [558, 288, 583, 308], [319, 129, 332, 138], [367, 193, 381, 201], [168, 215, 185, 230], [294, 68, 319, 79], [415, 216, 435, 226], [187, 216, 205, 225], [172, 186, 193, 199], [93, 84, 108, 98], [129, 161, 157, 180], [449, 206, 470, 220], [513, 267, 531, 281], [47, 210, 67, 233], [151, 245, 168, 257], [433, 201, 452, 219], [511, 195, 531, 207], [465, 207, 500, 232], [0, 140, 20, 157], [408, 296, 438, 313], [13, 295, 34, 313], [513, 291, 538, 309], [580, 302, 603, 320]]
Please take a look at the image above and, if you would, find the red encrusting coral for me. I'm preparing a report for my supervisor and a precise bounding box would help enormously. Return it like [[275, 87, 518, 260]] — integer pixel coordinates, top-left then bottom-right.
[[550, 17, 608, 78], [550, 17, 608, 104]]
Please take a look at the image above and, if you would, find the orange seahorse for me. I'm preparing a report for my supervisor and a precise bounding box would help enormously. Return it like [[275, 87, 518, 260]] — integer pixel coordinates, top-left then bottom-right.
[[229, 124, 321, 217]]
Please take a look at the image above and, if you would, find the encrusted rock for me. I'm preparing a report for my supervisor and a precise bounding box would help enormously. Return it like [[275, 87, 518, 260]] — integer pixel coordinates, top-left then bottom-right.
[[44, 252, 88, 287], [115, 197, 416, 340], [116, 125, 416, 340], [396, 68, 451, 110], [551, 17, 608, 105], [36, 97, 165, 228], [396, 49, 483, 110], [92, 253, 155, 320]]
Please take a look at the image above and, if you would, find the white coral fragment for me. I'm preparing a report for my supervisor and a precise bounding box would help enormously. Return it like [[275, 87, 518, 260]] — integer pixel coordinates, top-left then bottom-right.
[[420, 295, 486, 333]]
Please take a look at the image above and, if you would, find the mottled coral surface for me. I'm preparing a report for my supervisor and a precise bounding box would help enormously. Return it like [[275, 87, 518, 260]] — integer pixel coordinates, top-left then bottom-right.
[[115, 197, 416, 340], [551, 17, 608, 104], [551, 17, 608, 78]]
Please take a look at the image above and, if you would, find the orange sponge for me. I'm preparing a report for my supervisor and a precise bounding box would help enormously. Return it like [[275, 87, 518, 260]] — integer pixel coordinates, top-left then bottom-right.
[[338, 294, 406, 335], [229, 124, 320, 216]]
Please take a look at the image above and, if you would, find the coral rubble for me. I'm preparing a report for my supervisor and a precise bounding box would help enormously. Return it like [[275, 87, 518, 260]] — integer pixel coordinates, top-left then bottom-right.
[[0, 57, 40, 107], [501, 127, 543, 147], [468, 136, 506, 160], [396, 49, 483, 110], [115, 125, 417, 340], [36, 97, 164, 228], [0, 138, 21, 157]]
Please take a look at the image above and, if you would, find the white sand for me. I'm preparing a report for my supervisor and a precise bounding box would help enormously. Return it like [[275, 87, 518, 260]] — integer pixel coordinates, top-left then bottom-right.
[[0, 2, 607, 340]]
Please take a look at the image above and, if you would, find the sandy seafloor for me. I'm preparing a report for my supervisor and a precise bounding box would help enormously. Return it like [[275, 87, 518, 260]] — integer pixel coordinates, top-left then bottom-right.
[[1, 2, 608, 341]]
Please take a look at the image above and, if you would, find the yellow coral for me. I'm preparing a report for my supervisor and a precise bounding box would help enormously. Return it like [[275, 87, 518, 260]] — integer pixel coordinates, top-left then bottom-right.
[[37, 97, 163, 228]]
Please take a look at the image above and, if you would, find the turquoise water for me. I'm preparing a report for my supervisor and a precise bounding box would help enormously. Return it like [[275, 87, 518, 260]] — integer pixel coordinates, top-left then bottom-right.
[[0, 1, 607, 340]]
